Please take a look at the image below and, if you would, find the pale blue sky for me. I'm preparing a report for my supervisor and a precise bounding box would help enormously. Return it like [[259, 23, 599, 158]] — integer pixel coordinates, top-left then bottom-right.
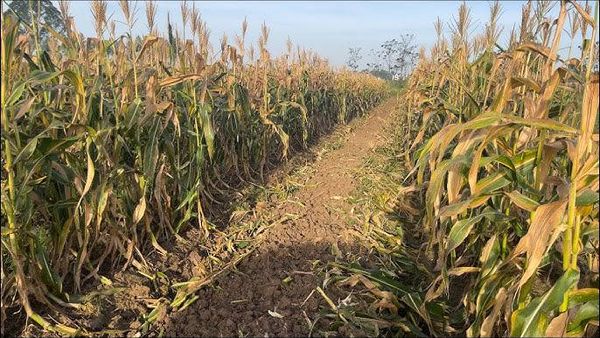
[[60, 1, 549, 67]]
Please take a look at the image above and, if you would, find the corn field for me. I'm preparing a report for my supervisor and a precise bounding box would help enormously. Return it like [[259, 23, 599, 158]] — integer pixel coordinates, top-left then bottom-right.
[[0, 0, 387, 333], [394, 0, 599, 335], [3, 0, 599, 336]]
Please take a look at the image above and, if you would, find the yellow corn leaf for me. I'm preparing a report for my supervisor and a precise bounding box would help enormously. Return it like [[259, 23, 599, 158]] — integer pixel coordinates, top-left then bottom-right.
[[512, 200, 568, 287]]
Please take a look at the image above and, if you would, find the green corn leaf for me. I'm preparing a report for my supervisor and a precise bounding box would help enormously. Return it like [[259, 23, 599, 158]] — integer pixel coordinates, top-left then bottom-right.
[[446, 212, 497, 254], [576, 189, 599, 206], [12, 136, 38, 166], [505, 190, 540, 212], [510, 269, 580, 337], [566, 300, 599, 334], [5, 81, 27, 107], [30, 70, 61, 83], [567, 288, 600, 307]]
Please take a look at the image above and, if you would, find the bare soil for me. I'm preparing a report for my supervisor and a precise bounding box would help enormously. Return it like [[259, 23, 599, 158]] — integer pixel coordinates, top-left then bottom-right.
[[155, 98, 397, 337]]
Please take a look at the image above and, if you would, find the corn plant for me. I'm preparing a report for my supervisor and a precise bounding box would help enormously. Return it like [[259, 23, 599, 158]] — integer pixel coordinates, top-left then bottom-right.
[[401, 0, 599, 336]]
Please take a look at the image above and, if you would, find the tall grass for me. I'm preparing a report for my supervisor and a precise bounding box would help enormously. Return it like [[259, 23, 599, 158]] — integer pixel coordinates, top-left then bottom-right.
[[0, 0, 387, 333]]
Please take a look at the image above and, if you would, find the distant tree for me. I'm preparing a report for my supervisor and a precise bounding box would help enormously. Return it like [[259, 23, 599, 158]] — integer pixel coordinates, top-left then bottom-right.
[[3, 0, 65, 47], [365, 68, 393, 80], [366, 49, 385, 79], [368, 34, 418, 81], [346, 47, 362, 71]]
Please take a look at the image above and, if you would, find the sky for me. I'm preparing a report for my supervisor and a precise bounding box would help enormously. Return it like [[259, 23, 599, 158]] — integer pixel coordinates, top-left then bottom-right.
[[59, 1, 546, 68]]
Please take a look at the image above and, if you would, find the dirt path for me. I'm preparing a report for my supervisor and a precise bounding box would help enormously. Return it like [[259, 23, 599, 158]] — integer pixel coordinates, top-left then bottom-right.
[[158, 98, 397, 337]]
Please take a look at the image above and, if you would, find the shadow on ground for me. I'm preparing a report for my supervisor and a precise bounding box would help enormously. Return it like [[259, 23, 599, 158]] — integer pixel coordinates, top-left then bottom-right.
[[153, 241, 374, 337]]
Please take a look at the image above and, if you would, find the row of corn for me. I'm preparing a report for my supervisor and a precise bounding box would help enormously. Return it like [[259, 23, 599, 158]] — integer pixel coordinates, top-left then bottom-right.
[[0, 0, 388, 333], [397, 0, 599, 336]]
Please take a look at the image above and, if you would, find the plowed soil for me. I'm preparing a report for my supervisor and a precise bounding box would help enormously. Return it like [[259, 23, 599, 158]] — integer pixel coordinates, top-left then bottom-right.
[[155, 98, 396, 337]]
